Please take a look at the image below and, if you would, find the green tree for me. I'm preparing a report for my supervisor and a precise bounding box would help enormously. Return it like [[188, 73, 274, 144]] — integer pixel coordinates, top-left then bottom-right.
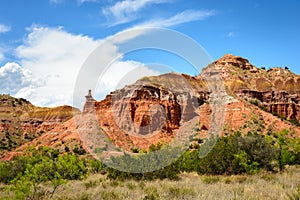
[[89, 159, 103, 173], [7, 148, 88, 199], [232, 151, 260, 174], [10, 157, 66, 199], [266, 129, 299, 171]]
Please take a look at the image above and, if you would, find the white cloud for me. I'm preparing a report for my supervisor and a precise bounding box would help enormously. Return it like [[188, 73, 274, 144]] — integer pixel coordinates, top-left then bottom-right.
[[138, 10, 215, 28], [0, 62, 42, 95], [0, 52, 4, 61], [108, 9, 215, 44], [226, 32, 234, 38], [0, 24, 11, 33], [0, 25, 159, 108], [95, 60, 160, 99], [50, 0, 98, 4], [103, 0, 171, 26], [13, 26, 101, 107], [1, 7, 214, 108], [0, 46, 7, 62], [77, 0, 98, 5], [49, 0, 64, 4], [49, 0, 63, 4]]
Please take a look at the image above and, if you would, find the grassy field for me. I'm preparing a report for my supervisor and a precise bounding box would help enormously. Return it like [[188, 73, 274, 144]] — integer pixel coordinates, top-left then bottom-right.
[[2, 165, 298, 200]]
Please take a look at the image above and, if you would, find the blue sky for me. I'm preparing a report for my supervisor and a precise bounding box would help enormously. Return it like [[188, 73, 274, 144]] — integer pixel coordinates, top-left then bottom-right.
[[0, 0, 299, 107]]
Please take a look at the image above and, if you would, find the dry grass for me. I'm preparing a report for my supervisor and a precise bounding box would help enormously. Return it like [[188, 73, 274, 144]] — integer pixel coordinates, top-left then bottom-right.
[[1, 165, 299, 200], [49, 165, 300, 199]]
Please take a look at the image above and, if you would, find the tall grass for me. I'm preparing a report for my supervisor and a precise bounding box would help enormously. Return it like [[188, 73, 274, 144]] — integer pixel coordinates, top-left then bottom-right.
[[2, 165, 298, 200]]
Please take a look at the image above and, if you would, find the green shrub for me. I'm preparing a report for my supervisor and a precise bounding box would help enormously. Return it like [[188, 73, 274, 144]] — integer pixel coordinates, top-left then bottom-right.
[[249, 100, 259, 106], [196, 136, 235, 175], [105, 133, 285, 180], [2, 130, 297, 193], [73, 145, 86, 155], [167, 186, 195, 199], [3, 147, 88, 199], [232, 134, 277, 172], [89, 159, 103, 173], [106, 145, 182, 180], [202, 176, 220, 184], [194, 133, 277, 175], [179, 150, 199, 173], [0, 152, 34, 184], [289, 118, 300, 127], [233, 151, 260, 174]]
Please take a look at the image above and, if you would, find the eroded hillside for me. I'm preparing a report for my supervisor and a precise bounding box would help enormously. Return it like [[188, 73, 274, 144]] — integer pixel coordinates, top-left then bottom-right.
[[0, 94, 80, 158], [1, 54, 300, 159]]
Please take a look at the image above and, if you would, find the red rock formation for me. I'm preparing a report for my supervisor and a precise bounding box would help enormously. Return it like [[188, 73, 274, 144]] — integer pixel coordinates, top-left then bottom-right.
[[76, 54, 300, 151], [0, 94, 80, 158], [83, 89, 96, 114], [2, 54, 300, 160], [79, 73, 209, 151], [214, 54, 300, 123]]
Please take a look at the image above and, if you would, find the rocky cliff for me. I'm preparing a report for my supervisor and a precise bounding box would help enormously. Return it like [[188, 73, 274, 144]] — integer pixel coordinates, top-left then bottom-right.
[[77, 55, 300, 151], [0, 94, 80, 157], [1, 54, 299, 159], [213, 54, 300, 122], [81, 73, 209, 150]]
